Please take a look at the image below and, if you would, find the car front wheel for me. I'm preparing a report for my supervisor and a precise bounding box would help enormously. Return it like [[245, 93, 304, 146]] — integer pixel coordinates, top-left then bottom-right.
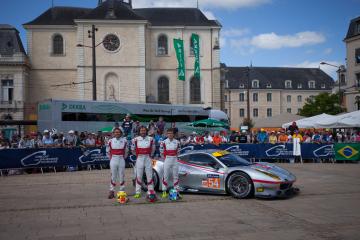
[[226, 172, 253, 199]]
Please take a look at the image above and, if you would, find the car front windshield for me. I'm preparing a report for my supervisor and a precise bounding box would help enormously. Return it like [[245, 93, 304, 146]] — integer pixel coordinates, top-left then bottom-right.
[[216, 153, 251, 167]]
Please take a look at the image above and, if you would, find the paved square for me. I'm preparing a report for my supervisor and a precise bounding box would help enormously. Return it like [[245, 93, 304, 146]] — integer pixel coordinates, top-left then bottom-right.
[[0, 164, 360, 240]]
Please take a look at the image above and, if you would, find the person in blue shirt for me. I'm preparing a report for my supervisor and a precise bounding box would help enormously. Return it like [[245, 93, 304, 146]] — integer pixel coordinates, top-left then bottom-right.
[[257, 128, 268, 143]]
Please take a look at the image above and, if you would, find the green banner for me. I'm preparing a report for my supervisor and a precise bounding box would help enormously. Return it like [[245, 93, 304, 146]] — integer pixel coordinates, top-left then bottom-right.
[[173, 38, 185, 81], [334, 143, 360, 161], [191, 33, 200, 79]]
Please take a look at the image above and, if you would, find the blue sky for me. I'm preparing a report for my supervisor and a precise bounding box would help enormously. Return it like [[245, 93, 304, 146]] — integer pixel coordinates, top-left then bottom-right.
[[1, 0, 359, 78]]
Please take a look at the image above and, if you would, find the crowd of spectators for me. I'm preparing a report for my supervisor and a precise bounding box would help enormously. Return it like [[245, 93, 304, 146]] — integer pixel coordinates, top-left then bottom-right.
[[1, 119, 360, 150]]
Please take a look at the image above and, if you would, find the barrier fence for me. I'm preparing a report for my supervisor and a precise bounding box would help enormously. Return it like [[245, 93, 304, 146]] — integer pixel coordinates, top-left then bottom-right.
[[0, 143, 359, 170]]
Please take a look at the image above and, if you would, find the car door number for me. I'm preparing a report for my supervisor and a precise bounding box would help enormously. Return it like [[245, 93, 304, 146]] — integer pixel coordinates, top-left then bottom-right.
[[202, 178, 220, 189]]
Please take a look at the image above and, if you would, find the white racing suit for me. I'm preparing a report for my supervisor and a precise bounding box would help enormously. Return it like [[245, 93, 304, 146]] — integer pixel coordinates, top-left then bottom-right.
[[132, 136, 155, 194], [107, 137, 128, 192], [160, 138, 180, 192]]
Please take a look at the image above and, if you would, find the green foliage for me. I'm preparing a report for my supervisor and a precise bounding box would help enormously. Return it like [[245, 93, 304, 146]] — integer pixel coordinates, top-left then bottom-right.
[[241, 118, 254, 130], [299, 92, 346, 117]]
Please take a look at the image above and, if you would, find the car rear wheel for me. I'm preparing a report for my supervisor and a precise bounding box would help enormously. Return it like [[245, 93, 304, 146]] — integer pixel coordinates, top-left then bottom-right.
[[226, 172, 253, 199]]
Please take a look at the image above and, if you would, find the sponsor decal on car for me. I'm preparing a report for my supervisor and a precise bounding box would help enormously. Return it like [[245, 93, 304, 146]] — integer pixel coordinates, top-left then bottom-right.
[[212, 151, 229, 157]]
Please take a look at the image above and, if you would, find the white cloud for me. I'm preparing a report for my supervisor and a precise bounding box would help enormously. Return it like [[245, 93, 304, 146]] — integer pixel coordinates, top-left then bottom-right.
[[284, 60, 342, 79], [324, 48, 333, 55], [133, 0, 271, 9], [251, 31, 326, 49]]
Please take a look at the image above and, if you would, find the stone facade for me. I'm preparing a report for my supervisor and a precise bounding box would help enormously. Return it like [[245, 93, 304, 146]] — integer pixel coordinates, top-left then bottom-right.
[[23, 1, 222, 116], [0, 25, 30, 122], [344, 16, 360, 112]]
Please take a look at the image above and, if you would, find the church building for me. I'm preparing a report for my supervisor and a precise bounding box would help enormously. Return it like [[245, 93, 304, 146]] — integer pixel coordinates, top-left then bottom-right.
[[23, 0, 222, 113]]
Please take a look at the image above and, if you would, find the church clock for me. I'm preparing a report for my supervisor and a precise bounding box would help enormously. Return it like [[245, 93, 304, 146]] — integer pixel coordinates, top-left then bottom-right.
[[103, 34, 120, 52]]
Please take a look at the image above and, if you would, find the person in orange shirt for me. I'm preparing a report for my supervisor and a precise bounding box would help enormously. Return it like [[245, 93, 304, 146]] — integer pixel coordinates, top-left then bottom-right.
[[278, 130, 288, 143], [212, 132, 223, 145]]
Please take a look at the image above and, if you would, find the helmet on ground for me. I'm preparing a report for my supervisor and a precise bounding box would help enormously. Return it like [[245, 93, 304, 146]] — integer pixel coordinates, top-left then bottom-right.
[[169, 188, 178, 201], [147, 190, 157, 203], [117, 191, 128, 204]]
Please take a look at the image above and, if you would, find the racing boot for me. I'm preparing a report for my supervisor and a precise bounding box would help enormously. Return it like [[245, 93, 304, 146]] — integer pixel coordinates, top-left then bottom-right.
[[133, 193, 141, 199], [108, 191, 115, 199], [161, 191, 168, 199]]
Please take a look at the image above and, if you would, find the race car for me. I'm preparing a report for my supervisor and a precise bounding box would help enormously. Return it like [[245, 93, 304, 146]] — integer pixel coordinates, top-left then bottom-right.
[[138, 149, 297, 199]]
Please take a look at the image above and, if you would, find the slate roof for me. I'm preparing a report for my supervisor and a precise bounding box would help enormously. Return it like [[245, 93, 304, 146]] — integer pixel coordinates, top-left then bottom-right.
[[225, 67, 334, 90], [23, 1, 220, 27], [345, 16, 360, 40], [134, 8, 220, 27], [24, 7, 91, 25], [80, 0, 145, 21], [0, 24, 26, 56]]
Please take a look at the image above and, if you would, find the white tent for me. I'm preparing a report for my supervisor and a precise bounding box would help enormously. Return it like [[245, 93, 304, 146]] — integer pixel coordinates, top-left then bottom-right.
[[315, 110, 360, 128], [282, 113, 336, 129]]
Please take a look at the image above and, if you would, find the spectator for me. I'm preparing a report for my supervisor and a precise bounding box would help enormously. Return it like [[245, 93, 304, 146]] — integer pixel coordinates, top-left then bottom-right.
[[148, 120, 157, 136], [18, 135, 34, 148], [288, 122, 299, 135], [212, 132, 222, 145], [133, 120, 141, 137], [278, 130, 288, 143], [42, 130, 54, 147], [65, 130, 77, 147], [257, 128, 268, 143], [195, 133, 205, 145], [179, 132, 189, 146], [121, 114, 133, 138], [292, 130, 303, 163], [187, 132, 197, 144], [220, 131, 229, 143], [85, 133, 96, 147], [239, 130, 248, 143], [156, 116, 166, 135], [269, 131, 277, 144], [203, 131, 213, 144]]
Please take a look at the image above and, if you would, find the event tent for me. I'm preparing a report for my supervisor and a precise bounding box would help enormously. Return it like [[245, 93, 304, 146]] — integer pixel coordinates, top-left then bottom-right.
[[282, 113, 336, 129], [315, 110, 360, 128]]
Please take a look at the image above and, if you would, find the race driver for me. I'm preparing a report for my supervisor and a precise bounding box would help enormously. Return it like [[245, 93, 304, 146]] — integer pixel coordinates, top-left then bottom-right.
[[160, 128, 181, 198], [107, 127, 128, 199], [131, 126, 156, 198]]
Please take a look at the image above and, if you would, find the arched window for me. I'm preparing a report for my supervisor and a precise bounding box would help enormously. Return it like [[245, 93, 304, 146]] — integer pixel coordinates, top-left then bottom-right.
[[158, 76, 169, 103], [52, 34, 64, 55], [157, 35, 168, 56], [190, 76, 201, 104], [190, 37, 195, 56]]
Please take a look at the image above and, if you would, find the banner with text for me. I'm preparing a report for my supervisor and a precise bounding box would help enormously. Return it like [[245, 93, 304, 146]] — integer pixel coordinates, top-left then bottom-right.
[[173, 38, 185, 81], [191, 33, 200, 79]]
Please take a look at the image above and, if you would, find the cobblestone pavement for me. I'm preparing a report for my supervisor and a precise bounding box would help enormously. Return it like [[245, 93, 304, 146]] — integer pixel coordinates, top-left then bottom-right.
[[0, 164, 359, 240]]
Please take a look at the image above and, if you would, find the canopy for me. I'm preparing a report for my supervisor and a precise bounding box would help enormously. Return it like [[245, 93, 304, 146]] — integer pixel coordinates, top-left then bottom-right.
[[100, 126, 113, 133], [189, 118, 228, 128], [282, 113, 336, 129], [315, 110, 360, 128]]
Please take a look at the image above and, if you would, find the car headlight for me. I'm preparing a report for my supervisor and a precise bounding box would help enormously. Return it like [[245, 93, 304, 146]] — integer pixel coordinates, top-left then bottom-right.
[[255, 169, 281, 180]]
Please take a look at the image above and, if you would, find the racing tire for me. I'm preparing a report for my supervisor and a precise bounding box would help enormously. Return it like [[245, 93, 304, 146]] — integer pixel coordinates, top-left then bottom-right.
[[226, 171, 254, 199]]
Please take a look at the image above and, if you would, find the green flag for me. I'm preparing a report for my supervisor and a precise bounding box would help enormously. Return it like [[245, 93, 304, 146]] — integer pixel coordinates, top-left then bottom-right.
[[173, 38, 185, 81], [191, 33, 200, 79], [334, 143, 360, 161]]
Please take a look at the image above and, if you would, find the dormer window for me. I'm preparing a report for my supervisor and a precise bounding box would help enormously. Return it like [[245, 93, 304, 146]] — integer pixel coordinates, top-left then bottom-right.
[[252, 80, 259, 88], [321, 83, 326, 89], [285, 80, 292, 89], [225, 80, 229, 88], [239, 84, 244, 88], [297, 83, 302, 89], [266, 83, 272, 88], [308, 81, 315, 89]]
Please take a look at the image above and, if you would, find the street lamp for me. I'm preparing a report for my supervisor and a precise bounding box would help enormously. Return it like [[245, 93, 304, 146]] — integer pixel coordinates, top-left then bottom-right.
[[320, 61, 346, 106], [76, 25, 102, 101]]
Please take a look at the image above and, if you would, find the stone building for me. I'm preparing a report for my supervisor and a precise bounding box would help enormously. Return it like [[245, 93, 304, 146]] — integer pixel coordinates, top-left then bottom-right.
[[222, 66, 334, 129], [0, 24, 29, 122], [344, 16, 360, 111], [23, 0, 222, 116]]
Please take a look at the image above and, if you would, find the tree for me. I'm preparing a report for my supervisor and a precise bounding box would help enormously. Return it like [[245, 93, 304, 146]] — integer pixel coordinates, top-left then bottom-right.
[[299, 92, 346, 117], [241, 118, 254, 130]]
